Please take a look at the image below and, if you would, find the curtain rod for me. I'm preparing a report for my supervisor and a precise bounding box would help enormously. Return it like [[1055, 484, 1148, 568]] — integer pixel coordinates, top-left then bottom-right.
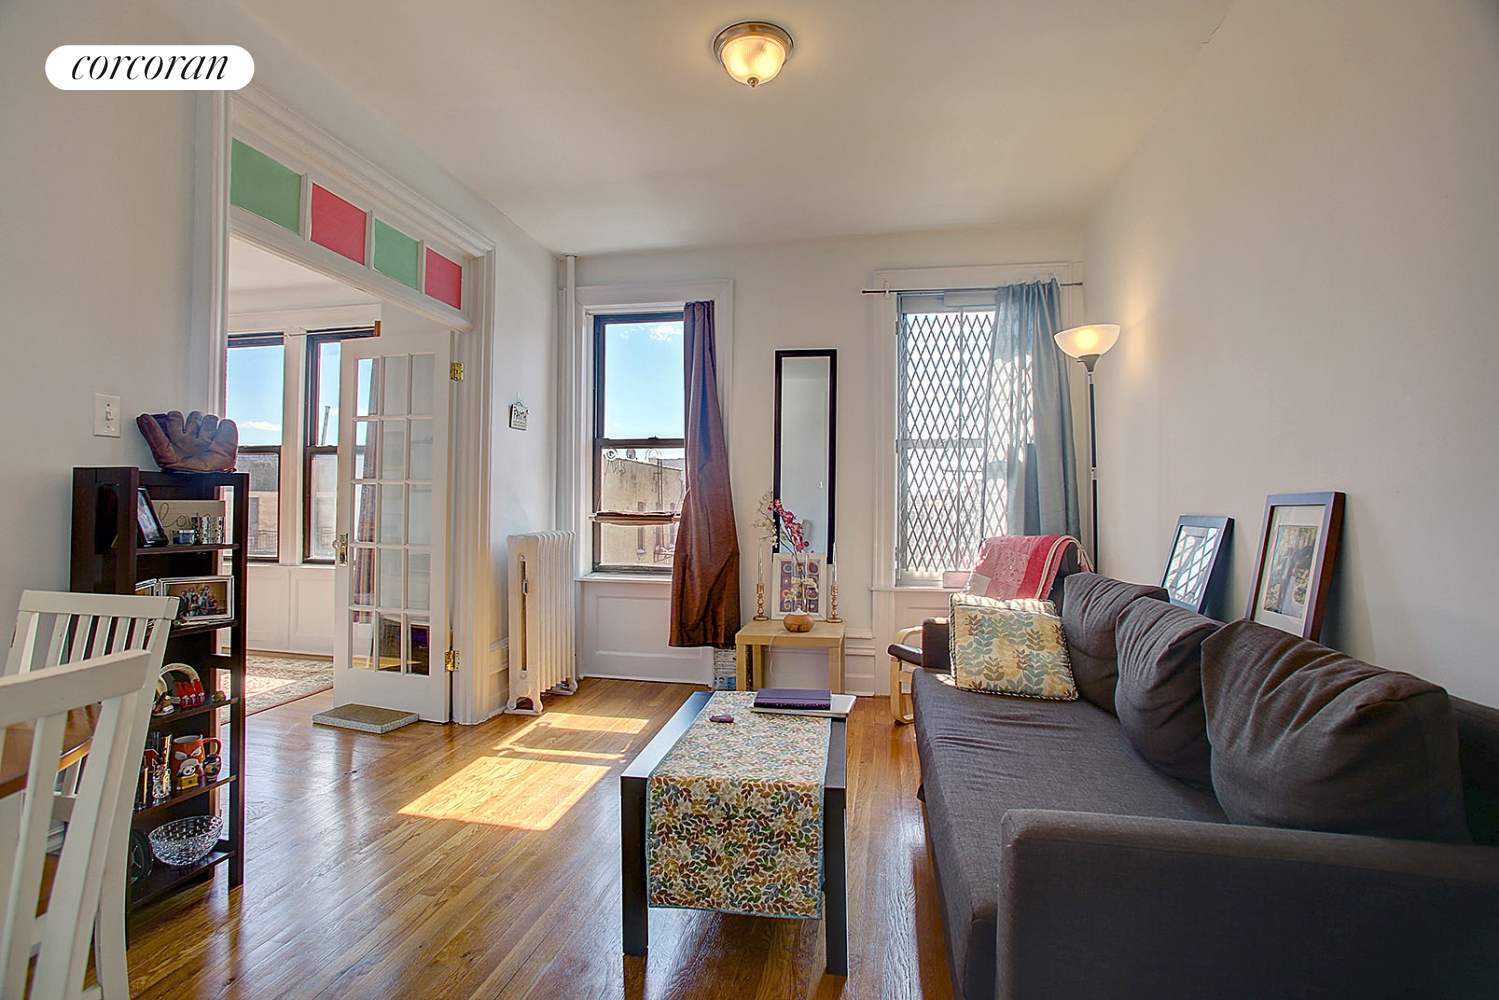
[[861, 282, 1083, 296]]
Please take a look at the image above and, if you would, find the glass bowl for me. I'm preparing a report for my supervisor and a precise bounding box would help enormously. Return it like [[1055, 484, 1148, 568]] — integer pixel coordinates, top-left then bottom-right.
[[148, 815, 224, 867]]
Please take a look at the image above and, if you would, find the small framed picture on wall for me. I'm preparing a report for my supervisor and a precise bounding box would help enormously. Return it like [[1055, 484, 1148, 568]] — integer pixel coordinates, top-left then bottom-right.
[[1246, 492, 1345, 642]]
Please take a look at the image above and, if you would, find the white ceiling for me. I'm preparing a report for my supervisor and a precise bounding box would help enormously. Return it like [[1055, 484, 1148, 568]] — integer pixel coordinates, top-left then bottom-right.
[[235, 0, 1233, 255], [228, 238, 348, 292], [228, 238, 380, 312]]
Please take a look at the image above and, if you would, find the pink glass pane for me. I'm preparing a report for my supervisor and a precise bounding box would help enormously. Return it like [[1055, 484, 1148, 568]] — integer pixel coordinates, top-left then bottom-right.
[[425, 248, 462, 309], [311, 184, 367, 264]]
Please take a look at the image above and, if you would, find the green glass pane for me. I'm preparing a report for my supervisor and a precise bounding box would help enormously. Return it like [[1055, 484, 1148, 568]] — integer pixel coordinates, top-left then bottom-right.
[[373, 219, 420, 288], [230, 139, 301, 232]]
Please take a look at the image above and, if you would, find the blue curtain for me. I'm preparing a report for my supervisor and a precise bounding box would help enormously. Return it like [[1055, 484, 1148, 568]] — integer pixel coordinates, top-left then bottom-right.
[[990, 279, 1081, 538]]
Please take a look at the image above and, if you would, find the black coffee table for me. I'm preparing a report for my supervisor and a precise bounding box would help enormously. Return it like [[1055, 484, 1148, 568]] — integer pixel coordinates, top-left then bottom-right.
[[620, 690, 849, 976]]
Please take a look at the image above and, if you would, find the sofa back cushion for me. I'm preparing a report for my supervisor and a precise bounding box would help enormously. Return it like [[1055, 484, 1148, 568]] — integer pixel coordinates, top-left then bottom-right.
[[1115, 598, 1218, 789], [1061, 573, 1169, 713], [1202, 620, 1470, 843], [1452, 697, 1499, 845]]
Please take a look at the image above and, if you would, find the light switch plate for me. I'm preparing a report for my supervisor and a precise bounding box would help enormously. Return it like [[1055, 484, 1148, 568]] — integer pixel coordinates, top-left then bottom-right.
[[94, 393, 121, 437]]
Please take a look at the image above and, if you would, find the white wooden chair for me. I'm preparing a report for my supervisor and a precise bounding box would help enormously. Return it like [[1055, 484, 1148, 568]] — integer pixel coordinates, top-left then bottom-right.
[[1, 650, 161, 999], [2, 592, 176, 1000]]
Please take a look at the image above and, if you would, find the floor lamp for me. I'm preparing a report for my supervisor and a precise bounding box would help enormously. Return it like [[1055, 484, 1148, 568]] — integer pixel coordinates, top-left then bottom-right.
[[1053, 324, 1121, 569]]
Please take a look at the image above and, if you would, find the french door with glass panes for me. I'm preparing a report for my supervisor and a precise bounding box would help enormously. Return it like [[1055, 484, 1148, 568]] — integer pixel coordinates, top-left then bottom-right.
[[331, 323, 450, 722]]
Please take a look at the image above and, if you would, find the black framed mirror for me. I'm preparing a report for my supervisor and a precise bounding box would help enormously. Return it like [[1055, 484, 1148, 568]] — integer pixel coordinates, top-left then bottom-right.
[[773, 349, 837, 556]]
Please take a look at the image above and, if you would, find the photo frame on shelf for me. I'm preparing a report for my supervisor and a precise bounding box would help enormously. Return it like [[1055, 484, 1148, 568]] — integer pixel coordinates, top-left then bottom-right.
[[137, 487, 168, 547], [1161, 515, 1233, 614], [158, 575, 235, 627], [1246, 492, 1345, 641], [772, 552, 826, 620], [134, 579, 159, 597]]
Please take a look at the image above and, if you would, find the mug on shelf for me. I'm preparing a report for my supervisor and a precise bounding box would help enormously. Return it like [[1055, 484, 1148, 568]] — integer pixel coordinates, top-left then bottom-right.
[[193, 514, 225, 544], [170, 735, 221, 792]]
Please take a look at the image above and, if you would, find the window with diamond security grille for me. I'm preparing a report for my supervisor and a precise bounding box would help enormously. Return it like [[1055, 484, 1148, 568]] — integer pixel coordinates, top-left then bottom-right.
[[896, 291, 1035, 584]]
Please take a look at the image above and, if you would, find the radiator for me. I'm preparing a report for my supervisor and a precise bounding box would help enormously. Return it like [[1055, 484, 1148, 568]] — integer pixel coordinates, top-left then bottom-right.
[[506, 531, 578, 714]]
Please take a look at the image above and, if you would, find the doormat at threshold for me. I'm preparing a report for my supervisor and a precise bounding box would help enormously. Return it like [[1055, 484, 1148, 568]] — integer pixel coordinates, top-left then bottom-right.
[[312, 704, 419, 734]]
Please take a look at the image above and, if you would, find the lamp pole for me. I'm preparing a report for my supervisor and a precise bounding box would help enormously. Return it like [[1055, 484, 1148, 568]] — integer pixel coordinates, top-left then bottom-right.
[[1053, 323, 1119, 571], [1081, 355, 1099, 572]]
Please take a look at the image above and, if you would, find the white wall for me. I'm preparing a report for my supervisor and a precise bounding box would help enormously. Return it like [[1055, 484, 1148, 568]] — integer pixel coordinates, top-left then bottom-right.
[[575, 223, 1080, 692], [0, 1, 555, 707], [1081, 0, 1499, 704], [0, 1, 197, 624]]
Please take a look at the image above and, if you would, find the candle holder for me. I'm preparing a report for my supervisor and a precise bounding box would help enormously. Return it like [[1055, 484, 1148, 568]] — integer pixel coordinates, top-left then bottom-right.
[[826, 584, 842, 623], [754, 581, 769, 621]]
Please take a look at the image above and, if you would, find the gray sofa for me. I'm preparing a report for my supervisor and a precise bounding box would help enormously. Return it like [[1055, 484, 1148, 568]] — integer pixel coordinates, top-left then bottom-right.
[[910, 572, 1499, 1000]]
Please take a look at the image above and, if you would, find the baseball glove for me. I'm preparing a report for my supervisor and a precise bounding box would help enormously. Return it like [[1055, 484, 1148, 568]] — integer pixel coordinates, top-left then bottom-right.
[[137, 411, 239, 473]]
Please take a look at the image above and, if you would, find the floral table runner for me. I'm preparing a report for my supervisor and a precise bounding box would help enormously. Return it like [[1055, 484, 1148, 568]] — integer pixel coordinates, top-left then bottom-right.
[[647, 691, 830, 919]]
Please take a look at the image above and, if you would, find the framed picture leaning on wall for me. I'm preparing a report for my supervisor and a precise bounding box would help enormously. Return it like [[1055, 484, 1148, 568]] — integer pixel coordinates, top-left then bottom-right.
[[1161, 515, 1233, 614], [1246, 492, 1345, 642]]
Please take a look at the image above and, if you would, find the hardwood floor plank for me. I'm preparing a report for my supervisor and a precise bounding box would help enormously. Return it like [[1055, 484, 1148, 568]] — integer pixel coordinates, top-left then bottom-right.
[[127, 678, 953, 999]]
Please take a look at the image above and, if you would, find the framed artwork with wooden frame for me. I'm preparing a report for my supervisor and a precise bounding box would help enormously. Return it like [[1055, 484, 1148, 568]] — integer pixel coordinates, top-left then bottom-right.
[[1161, 515, 1233, 614], [1246, 492, 1345, 642]]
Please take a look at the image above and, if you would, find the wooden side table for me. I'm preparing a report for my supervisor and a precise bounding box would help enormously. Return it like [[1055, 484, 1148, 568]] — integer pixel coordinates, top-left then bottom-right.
[[734, 619, 847, 693]]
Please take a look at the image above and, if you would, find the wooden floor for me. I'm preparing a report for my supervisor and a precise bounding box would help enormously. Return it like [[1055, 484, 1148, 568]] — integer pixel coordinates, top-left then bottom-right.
[[126, 680, 954, 999]]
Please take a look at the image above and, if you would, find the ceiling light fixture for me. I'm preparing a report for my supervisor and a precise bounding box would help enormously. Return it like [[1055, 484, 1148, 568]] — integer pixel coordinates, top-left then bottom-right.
[[714, 21, 794, 88]]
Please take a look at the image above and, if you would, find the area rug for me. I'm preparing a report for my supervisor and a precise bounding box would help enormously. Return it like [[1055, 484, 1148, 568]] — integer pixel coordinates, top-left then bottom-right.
[[245, 654, 334, 715]]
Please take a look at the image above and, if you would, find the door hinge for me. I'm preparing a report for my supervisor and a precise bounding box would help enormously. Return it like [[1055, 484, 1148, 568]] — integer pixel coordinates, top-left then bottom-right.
[[444, 648, 459, 672], [450, 362, 464, 382]]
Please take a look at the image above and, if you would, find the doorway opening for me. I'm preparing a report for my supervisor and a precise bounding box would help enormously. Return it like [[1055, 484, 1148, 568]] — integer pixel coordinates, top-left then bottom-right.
[[225, 235, 456, 722], [225, 236, 378, 712]]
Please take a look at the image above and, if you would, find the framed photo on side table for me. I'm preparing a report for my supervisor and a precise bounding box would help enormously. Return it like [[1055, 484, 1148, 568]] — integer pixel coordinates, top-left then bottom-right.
[[1161, 515, 1233, 614], [772, 552, 826, 619], [1246, 492, 1345, 642]]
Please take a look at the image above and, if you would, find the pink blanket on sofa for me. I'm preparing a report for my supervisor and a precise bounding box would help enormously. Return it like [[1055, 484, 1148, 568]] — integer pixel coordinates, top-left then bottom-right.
[[965, 534, 1091, 601]]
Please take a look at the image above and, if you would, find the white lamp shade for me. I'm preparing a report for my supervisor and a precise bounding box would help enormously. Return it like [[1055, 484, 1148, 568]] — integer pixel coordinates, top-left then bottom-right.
[[1054, 324, 1121, 360], [715, 22, 793, 88]]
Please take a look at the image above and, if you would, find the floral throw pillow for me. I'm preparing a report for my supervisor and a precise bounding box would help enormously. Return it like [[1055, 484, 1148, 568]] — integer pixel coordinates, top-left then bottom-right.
[[948, 593, 1078, 700]]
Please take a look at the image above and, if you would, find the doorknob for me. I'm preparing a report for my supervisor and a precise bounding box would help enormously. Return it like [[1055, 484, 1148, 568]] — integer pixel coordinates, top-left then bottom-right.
[[334, 533, 349, 565]]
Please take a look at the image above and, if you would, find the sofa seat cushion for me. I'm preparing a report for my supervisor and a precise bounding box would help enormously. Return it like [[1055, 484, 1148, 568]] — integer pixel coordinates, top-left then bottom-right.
[[912, 667, 1225, 1000], [1203, 620, 1471, 844], [1115, 598, 1219, 789], [1061, 573, 1168, 714]]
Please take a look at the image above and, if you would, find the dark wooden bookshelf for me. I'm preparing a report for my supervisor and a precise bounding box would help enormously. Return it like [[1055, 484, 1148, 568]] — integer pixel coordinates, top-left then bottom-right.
[[71, 466, 248, 911], [128, 849, 235, 909]]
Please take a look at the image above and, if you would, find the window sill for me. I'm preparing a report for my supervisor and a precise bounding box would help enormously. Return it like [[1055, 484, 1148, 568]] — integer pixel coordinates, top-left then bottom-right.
[[577, 573, 673, 585], [871, 585, 961, 593]]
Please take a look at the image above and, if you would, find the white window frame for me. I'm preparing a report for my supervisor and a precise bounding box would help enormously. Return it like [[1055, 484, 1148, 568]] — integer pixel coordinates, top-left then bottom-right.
[[869, 263, 1085, 592], [563, 280, 734, 581], [228, 304, 381, 566]]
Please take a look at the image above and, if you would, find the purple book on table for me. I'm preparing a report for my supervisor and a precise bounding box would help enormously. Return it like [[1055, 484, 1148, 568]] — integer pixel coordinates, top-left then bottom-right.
[[752, 688, 832, 711]]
